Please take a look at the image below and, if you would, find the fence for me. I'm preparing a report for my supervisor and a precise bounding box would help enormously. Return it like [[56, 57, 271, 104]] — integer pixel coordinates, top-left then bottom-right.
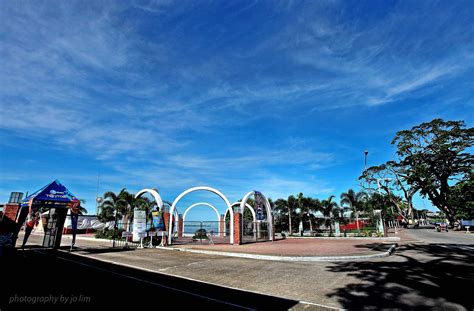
[[242, 221, 270, 243], [99, 221, 167, 248], [174, 221, 229, 245]]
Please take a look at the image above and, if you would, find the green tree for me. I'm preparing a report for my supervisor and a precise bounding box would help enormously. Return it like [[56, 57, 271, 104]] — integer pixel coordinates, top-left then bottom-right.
[[360, 161, 417, 221], [97, 189, 130, 223], [364, 192, 400, 228], [449, 170, 474, 221], [361, 165, 412, 223], [340, 189, 367, 233], [297, 193, 314, 234], [392, 119, 474, 224], [318, 195, 339, 236], [274, 195, 298, 235]]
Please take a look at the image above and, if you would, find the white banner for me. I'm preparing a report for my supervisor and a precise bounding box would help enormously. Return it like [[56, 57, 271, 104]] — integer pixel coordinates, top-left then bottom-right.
[[133, 210, 147, 242]]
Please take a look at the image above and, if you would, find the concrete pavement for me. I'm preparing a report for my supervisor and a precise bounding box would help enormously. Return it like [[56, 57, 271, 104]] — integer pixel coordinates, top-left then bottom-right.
[[11, 231, 474, 310]]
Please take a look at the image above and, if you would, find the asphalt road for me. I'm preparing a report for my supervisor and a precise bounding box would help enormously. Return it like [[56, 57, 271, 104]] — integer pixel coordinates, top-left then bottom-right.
[[1, 248, 305, 311], [405, 228, 474, 245], [4, 231, 473, 310]]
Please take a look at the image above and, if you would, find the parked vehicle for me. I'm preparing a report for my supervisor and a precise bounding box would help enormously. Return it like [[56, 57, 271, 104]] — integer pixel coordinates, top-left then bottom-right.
[[435, 223, 448, 232]]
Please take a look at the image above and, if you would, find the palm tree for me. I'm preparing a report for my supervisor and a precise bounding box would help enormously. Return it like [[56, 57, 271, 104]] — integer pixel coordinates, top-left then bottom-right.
[[365, 192, 400, 232], [340, 189, 367, 233], [97, 189, 130, 223], [72, 198, 88, 215], [274, 195, 298, 235], [319, 195, 339, 236], [297, 193, 317, 234]]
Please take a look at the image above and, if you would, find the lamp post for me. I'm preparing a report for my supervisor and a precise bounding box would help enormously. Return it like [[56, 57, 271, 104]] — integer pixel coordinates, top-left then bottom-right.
[[364, 150, 368, 173]]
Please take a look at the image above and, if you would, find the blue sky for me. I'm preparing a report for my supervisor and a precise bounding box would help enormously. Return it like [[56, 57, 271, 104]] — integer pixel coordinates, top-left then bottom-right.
[[1, 0, 473, 219]]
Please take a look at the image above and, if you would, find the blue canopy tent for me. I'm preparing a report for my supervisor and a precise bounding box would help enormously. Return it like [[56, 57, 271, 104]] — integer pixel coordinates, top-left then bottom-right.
[[17, 180, 79, 249], [22, 179, 78, 207]]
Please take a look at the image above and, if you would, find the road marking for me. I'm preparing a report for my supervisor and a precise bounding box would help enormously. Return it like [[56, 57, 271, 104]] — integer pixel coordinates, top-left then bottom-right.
[[34, 250, 253, 310], [47, 249, 341, 310]]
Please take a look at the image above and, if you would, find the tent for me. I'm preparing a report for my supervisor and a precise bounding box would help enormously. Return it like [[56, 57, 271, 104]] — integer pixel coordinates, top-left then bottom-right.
[[17, 180, 78, 249], [22, 179, 78, 208]]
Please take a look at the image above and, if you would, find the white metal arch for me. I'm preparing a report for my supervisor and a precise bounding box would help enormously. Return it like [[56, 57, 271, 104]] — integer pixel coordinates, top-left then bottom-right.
[[225, 202, 256, 223], [183, 202, 221, 222], [163, 201, 179, 234], [240, 191, 273, 241], [169, 186, 233, 244], [182, 202, 221, 237], [135, 188, 164, 211]]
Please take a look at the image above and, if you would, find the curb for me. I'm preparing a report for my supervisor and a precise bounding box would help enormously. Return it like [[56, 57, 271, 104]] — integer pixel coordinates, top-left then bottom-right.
[[157, 244, 397, 262], [285, 236, 400, 241]]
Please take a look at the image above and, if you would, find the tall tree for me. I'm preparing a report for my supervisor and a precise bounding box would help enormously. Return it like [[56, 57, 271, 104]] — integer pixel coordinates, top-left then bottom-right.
[[319, 195, 339, 236], [297, 192, 315, 234], [97, 189, 130, 223], [364, 192, 400, 228], [392, 119, 473, 224], [274, 195, 298, 235], [449, 170, 474, 221], [360, 165, 412, 223], [340, 189, 367, 232]]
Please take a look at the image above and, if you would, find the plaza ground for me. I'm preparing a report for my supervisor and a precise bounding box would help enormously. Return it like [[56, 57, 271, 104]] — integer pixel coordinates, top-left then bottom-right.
[[171, 237, 395, 257], [3, 229, 473, 310]]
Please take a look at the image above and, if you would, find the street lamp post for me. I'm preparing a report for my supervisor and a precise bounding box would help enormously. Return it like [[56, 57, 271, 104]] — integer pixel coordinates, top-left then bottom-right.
[[364, 150, 368, 173]]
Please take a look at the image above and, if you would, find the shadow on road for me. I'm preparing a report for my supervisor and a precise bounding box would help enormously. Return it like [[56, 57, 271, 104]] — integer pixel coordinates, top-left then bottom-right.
[[326, 243, 474, 310], [1, 249, 300, 310]]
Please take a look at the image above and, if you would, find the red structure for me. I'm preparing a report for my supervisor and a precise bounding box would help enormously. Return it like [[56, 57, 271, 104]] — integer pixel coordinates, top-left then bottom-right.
[[233, 212, 242, 245], [339, 220, 369, 231]]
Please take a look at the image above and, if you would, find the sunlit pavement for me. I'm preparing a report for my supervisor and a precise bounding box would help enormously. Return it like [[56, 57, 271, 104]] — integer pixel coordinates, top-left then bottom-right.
[[6, 231, 473, 310]]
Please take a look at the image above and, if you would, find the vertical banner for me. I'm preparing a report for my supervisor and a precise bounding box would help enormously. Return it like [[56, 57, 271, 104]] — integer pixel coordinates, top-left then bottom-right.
[[21, 203, 40, 249], [254, 191, 265, 221], [70, 200, 80, 248], [152, 211, 165, 230], [133, 210, 147, 242]]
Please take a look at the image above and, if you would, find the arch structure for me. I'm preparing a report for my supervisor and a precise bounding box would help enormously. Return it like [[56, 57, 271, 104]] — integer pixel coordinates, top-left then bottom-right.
[[135, 190, 178, 233], [168, 186, 233, 245], [163, 201, 179, 234], [182, 202, 221, 236], [240, 191, 273, 241], [183, 202, 221, 222], [225, 202, 256, 223], [135, 188, 164, 211]]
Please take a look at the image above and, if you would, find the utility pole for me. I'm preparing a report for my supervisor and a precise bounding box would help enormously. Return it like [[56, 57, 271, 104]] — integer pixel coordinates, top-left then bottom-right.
[[364, 150, 368, 173]]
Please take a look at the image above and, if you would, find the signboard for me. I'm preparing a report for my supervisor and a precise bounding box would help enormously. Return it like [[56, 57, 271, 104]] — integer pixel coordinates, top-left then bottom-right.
[[121, 231, 133, 238], [152, 211, 165, 230], [254, 191, 265, 221], [133, 210, 147, 242]]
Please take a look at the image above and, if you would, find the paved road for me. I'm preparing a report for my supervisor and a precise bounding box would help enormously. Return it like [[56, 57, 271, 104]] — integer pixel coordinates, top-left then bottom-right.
[[405, 228, 474, 247], [2, 249, 317, 311], [6, 232, 473, 310]]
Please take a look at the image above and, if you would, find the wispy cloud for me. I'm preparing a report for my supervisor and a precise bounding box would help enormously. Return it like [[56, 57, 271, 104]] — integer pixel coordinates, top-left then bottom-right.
[[0, 1, 472, 212]]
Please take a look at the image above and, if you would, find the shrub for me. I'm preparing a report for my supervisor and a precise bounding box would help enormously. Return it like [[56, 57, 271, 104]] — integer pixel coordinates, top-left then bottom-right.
[[192, 229, 208, 240], [95, 228, 125, 240]]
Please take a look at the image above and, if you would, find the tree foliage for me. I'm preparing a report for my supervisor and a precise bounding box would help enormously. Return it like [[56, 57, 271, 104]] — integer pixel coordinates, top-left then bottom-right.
[[392, 119, 473, 223]]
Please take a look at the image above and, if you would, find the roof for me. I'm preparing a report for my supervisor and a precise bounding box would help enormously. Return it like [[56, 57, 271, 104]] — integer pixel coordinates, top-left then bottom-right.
[[22, 180, 77, 205]]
